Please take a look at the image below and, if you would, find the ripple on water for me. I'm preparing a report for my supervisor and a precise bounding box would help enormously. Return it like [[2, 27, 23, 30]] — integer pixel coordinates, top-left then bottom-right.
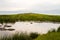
[[0, 22, 60, 36]]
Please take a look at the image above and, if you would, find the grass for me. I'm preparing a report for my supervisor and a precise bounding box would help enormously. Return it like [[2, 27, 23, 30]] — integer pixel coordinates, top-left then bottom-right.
[[1, 32, 60, 40], [35, 32, 60, 40], [0, 13, 60, 23], [0, 32, 39, 40], [1, 30, 60, 40], [0, 13, 60, 40], [35, 27, 60, 40], [0, 33, 32, 40]]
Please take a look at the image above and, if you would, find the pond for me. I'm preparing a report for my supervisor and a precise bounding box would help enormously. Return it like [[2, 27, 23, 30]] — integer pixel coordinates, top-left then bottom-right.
[[0, 21, 60, 37]]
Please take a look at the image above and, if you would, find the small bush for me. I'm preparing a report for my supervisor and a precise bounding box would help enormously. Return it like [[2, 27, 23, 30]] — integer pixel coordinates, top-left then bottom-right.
[[57, 27, 60, 32], [48, 29, 56, 33], [51, 29, 56, 32], [30, 32, 39, 39]]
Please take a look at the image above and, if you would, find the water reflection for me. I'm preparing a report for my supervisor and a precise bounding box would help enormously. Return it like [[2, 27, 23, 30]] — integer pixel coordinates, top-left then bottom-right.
[[13, 22, 60, 33], [0, 22, 60, 37], [0, 23, 15, 31]]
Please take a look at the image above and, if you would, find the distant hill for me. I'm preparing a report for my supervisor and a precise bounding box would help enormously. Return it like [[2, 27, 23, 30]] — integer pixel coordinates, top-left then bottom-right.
[[0, 13, 60, 23]]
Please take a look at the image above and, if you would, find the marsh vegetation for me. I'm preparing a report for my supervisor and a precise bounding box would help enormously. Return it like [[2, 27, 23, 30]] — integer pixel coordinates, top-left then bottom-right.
[[35, 27, 60, 40], [0, 13, 60, 40], [0, 13, 60, 23]]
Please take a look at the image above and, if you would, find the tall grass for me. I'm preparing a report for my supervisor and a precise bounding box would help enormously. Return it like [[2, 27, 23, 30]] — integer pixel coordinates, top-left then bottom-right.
[[0, 13, 60, 23], [0, 32, 39, 40], [35, 27, 60, 40], [36, 32, 60, 40], [0, 33, 32, 40]]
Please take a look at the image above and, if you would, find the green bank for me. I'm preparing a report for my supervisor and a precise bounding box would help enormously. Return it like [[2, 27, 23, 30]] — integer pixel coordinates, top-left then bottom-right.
[[35, 32, 60, 40], [0, 13, 60, 23], [35, 27, 60, 40]]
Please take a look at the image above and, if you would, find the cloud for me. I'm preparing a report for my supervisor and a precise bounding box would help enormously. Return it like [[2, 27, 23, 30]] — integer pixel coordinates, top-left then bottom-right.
[[0, 0, 60, 14]]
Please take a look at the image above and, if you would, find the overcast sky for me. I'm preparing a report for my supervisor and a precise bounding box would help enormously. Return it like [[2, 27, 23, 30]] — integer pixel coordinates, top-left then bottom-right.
[[0, 0, 60, 14]]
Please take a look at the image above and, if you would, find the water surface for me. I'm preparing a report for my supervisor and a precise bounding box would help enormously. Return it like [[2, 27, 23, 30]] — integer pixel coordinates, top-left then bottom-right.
[[0, 22, 60, 36]]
